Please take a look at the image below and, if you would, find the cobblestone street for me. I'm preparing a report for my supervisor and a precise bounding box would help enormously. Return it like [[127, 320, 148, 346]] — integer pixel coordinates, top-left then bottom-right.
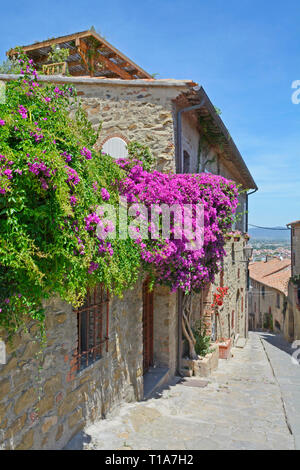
[[66, 332, 300, 450]]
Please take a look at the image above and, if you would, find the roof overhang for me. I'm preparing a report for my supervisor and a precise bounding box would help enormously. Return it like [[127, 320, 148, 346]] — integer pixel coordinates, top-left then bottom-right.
[[287, 220, 300, 227], [174, 86, 257, 190], [0, 73, 257, 190]]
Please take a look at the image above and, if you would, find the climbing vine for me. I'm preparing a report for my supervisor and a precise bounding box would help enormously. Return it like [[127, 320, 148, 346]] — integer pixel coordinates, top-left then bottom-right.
[[0, 49, 141, 336]]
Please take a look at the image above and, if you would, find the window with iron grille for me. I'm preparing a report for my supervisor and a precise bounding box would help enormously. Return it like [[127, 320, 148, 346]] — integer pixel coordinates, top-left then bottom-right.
[[75, 284, 109, 372]]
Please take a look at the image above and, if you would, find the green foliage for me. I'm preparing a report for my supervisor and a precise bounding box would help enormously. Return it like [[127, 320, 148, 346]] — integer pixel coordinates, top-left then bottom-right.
[[263, 313, 273, 331], [291, 274, 300, 285], [47, 45, 70, 64], [127, 141, 155, 171], [192, 321, 212, 357], [0, 50, 141, 337]]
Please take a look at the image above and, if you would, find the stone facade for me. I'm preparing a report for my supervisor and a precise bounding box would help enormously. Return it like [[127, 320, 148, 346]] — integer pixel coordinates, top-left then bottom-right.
[[199, 237, 249, 344], [79, 83, 180, 173], [0, 75, 255, 449], [285, 221, 300, 341], [248, 279, 287, 334], [0, 279, 144, 450], [284, 281, 300, 341]]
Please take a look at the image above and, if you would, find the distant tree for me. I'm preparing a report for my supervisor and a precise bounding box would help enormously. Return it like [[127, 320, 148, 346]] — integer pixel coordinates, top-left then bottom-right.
[[0, 57, 22, 74]]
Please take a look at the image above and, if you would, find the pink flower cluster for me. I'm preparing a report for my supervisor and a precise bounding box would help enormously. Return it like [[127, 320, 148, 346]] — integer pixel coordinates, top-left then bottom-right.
[[80, 147, 92, 160], [18, 105, 28, 119], [64, 165, 80, 186], [117, 161, 239, 292], [101, 187, 110, 201], [61, 151, 72, 163], [0, 156, 14, 194]]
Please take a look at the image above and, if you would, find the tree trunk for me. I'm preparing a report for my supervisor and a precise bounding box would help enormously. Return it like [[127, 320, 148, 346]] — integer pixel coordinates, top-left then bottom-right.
[[182, 293, 198, 359]]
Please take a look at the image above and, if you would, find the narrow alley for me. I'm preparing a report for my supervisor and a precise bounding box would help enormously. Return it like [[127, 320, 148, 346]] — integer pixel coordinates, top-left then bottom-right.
[[67, 333, 300, 450]]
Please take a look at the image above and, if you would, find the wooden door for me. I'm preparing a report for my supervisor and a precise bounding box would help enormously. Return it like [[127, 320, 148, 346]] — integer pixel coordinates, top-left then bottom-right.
[[142, 280, 154, 374]]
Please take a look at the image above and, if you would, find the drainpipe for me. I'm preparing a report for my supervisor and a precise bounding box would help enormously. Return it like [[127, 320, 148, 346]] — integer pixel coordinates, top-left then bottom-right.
[[176, 98, 206, 375]]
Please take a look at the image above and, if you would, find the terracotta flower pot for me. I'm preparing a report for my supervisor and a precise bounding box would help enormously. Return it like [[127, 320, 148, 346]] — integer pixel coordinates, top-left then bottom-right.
[[217, 338, 231, 360]]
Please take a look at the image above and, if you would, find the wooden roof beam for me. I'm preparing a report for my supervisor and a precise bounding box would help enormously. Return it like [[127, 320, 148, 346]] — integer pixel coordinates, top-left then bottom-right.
[[94, 50, 133, 80], [75, 38, 91, 75]]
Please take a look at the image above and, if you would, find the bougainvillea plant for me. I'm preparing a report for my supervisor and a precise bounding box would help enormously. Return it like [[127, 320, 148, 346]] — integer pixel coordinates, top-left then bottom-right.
[[0, 48, 240, 348], [117, 159, 239, 293], [116, 159, 239, 358], [0, 49, 141, 336]]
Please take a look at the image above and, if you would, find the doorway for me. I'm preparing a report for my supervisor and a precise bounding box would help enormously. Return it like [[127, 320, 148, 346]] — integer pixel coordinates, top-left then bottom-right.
[[142, 280, 154, 374]]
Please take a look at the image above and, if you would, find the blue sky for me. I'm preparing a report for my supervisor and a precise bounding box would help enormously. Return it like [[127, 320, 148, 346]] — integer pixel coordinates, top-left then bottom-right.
[[0, 0, 299, 226]]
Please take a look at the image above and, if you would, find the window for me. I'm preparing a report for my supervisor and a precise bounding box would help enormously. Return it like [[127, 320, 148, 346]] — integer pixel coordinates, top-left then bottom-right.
[[102, 136, 128, 159], [262, 285, 265, 298], [183, 150, 190, 173], [75, 284, 109, 371]]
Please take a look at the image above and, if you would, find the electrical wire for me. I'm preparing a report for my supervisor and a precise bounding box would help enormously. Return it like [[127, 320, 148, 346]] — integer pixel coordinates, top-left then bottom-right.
[[249, 224, 290, 231]]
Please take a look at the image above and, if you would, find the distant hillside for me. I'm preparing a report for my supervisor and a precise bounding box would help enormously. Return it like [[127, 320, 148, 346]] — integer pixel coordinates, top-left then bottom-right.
[[248, 227, 290, 241]]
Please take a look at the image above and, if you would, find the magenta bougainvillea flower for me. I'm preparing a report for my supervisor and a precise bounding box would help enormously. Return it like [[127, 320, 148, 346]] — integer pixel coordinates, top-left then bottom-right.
[[101, 187, 110, 201], [117, 160, 239, 293]]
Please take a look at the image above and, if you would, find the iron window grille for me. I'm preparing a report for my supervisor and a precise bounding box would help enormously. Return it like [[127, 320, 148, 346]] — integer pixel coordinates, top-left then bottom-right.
[[75, 284, 109, 372]]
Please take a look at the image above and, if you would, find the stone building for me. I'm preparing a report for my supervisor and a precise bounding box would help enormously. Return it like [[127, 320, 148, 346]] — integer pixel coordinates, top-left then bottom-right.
[[248, 258, 290, 334], [285, 220, 300, 341], [0, 30, 256, 449]]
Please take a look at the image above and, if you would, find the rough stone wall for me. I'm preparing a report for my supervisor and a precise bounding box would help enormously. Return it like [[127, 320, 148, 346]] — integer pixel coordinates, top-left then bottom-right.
[[76, 83, 183, 173], [249, 279, 287, 335], [285, 281, 300, 341], [291, 224, 300, 277], [197, 237, 249, 343], [217, 237, 248, 341], [0, 279, 143, 450], [189, 237, 249, 344], [285, 224, 300, 342]]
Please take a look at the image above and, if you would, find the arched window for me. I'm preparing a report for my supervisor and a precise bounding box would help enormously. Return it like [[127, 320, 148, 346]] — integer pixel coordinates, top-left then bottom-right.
[[183, 150, 190, 173], [102, 136, 128, 159]]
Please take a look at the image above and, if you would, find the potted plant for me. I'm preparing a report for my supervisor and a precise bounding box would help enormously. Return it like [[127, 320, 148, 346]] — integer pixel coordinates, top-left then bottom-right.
[[216, 338, 232, 359], [42, 45, 70, 76], [211, 286, 231, 359]]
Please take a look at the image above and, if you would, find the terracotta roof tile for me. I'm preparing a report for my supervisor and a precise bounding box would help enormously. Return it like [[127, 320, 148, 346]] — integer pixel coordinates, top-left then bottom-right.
[[249, 258, 291, 295]]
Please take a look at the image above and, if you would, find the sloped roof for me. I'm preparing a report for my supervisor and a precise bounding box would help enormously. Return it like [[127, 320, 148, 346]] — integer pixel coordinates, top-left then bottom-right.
[[249, 258, 291, 295], [7, 29, 152, 80], [287, 219, 300, 226], [174, 86, 257, 190]]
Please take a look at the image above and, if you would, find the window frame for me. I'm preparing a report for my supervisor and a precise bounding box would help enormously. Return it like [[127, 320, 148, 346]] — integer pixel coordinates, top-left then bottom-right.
[[75, 284, 110, 372]]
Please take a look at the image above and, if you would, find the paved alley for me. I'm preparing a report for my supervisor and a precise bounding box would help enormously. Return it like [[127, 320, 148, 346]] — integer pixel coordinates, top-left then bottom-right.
[[67, 333, 299, 450]]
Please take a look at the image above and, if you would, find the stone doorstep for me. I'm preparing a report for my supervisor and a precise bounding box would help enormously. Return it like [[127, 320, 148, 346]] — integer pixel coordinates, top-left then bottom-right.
[[143, 367, 170, 399], [181, 346, 219, 378], [235, 337, 248, 349]]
